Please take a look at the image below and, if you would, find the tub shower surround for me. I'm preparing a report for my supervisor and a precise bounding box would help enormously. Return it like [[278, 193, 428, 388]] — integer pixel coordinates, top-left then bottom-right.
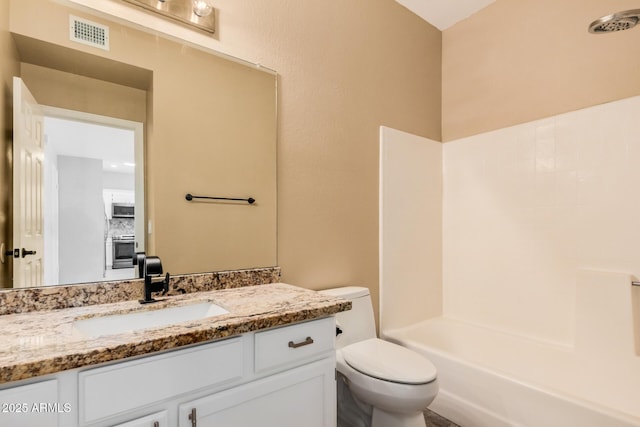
[[381, 97, 640, 426], [0, 267, 281, 315]]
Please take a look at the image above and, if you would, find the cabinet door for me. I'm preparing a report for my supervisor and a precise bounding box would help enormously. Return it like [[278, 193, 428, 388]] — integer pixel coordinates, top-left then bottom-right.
[[0, 380, 60, 427], [112, 410, 168, 427], [179, 357, 336, 427]]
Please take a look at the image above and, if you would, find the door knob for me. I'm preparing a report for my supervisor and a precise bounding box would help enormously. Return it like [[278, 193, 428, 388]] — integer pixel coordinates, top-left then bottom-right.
[[21, 248, 36, 258]]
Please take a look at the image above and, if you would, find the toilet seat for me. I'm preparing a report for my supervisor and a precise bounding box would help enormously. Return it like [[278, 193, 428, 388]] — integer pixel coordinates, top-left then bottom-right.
[[341, 338, 437, 385]]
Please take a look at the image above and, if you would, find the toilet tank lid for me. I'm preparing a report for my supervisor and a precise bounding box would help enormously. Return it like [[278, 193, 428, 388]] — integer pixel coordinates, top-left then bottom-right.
[[318, 286, 370, 299]]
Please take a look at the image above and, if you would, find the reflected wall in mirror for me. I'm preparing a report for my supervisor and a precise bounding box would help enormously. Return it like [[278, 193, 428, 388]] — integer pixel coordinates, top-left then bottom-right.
[[0, 0, 277, 289], [39, 109, 144, 287]]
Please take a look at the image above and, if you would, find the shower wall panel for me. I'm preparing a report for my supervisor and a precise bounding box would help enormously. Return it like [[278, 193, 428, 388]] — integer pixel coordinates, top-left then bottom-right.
[[443, 96, 640, 345]]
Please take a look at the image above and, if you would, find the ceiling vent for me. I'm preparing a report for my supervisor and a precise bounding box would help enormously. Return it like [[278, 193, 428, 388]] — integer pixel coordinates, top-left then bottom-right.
[[69, 15, 110, 51]]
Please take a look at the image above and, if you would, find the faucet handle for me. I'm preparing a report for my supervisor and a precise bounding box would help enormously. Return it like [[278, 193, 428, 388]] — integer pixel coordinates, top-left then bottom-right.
[[144, 256, 163, 276], [139, 258, 168, 304]]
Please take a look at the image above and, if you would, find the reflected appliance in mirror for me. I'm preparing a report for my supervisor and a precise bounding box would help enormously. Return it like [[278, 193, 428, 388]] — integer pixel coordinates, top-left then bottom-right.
[[112, 204, 135, 218], [1, 0, 277, 289], [112, 235, 135, 269]]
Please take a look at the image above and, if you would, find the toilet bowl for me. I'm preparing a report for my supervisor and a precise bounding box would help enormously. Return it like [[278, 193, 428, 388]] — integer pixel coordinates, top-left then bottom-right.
[[319, 287, 438, 427]]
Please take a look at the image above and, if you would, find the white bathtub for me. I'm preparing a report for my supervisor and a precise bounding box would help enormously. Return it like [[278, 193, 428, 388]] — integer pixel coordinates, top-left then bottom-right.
[[384, 317, 640, 427]]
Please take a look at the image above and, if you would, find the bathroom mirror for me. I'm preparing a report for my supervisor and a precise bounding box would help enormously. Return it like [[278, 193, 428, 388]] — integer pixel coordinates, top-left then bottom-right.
[[0, 0, 277, 289]]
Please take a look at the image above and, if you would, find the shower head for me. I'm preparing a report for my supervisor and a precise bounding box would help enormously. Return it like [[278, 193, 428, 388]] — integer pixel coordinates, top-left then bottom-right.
[[589, 9, 640, 33]]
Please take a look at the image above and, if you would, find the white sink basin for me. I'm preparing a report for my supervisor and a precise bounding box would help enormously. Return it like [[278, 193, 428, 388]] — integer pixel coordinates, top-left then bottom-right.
[[73, 302, 229, 338]]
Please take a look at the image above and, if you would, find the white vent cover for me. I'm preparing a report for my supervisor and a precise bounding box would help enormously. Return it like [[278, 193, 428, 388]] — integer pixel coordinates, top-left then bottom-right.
[[69, 15, 109, 51]]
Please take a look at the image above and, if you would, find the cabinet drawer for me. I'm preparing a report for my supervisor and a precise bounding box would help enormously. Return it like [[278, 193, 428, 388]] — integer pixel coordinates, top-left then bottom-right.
[[80, 337, 243, 424], [254, 317, 335, 373]]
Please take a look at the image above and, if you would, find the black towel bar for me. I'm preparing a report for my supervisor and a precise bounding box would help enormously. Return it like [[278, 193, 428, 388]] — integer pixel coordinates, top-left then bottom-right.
[[185, 193, 255, 204]]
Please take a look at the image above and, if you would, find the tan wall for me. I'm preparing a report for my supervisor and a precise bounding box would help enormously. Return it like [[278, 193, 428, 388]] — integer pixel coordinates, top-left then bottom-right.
[[442, 0, 640, 141], [20, 63, 147, 123], [210, 0, 442, 326], [0, 0, 19, 288], [150, 53, 276, 274]]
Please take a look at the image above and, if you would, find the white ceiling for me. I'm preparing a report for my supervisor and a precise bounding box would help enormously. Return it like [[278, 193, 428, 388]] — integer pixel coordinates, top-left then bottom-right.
[[44, 117, 135, 173], [395, 0, 496, 30]]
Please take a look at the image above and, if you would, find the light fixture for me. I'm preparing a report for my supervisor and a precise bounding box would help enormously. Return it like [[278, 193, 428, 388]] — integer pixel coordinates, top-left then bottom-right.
[[123, 0, 216, 33], [192, 0, 213, 18]]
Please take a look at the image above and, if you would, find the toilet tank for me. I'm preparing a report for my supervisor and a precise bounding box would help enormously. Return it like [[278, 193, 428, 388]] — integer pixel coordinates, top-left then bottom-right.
[[319, 286, 376, 349]]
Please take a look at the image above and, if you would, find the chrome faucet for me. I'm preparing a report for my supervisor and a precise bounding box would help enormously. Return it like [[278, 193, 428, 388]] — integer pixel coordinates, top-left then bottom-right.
[[137, 255, 171, 304]]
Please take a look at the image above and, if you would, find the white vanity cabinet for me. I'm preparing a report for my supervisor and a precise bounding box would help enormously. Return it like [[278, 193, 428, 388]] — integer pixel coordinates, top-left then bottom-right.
[[178, 318, 337, 427], [0, 317, 337, 427], [82, 317, 336, 427]]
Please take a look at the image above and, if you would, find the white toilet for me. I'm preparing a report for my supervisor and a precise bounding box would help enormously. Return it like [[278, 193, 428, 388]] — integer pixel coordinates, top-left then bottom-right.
[[320, 286, 438, 427]]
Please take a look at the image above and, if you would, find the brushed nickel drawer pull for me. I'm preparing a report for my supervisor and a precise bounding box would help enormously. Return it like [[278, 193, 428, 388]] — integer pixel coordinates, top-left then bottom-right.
[[153, 422, 159, 427], [288, 336, 314, 349], [188, 408, 197, 427]]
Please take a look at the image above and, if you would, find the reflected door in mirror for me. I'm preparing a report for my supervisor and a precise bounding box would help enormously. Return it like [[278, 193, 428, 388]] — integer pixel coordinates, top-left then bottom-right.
[[13, 77, 45, 288]]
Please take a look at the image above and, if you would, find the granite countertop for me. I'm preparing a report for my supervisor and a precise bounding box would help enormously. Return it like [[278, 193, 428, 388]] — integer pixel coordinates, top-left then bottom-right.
[[0, 283, 351, 384]]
